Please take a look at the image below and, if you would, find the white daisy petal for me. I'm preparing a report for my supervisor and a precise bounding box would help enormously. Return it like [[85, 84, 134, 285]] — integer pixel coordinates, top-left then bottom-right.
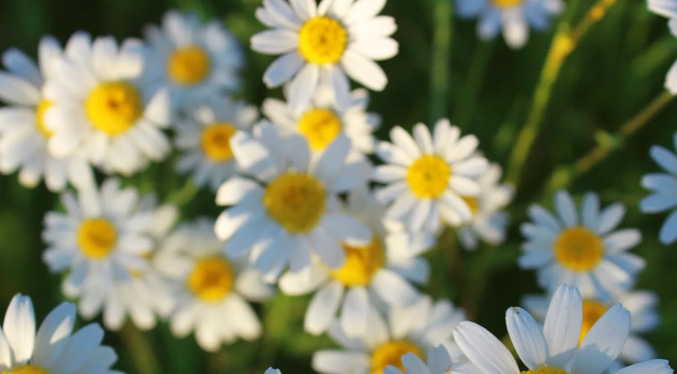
[[505, 307, 547, 370], [454, 321, 520, 374], [571, 304, 631, 374]]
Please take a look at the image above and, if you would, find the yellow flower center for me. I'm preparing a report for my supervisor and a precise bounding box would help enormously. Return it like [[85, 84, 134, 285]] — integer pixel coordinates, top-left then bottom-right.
[[406, 155, 451, 199], [521, 368, 570, 374], [331, 237, 385, 286], [579, 299, 608, 345], [77, 218, 118, 260], [2, 365, 52, 374], [492, 0, 525, 8], [168, 46, 211, 86], [371, 340, 423, 374], [187, 256, 234, 302], [201, 122, 237, 161], [35, 100, 53, 138], [297, 108, 342, 151], [85, 81, 142, 136], [263, 173, 326, 234], [298, 16, 348, 65], [553, 227, 604, 272], [461, 196, 480, 215]]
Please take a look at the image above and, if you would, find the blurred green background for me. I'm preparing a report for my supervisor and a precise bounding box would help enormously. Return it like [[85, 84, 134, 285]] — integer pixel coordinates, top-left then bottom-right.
[[1, 0, 677, 373]]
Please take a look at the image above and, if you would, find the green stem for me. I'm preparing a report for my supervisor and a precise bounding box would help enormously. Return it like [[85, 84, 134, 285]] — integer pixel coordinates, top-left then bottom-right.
[[429, 0, 453, 124], [455, 41, 494, 128], [167, 179, 198, 206], [462, 244, 498, 321], [120, 324, 162, 374]]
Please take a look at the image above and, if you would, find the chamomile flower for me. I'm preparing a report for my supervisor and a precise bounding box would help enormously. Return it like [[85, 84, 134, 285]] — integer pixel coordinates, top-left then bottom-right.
[[251, 0, 399, 111], [455, 0, 565, 49], [215, 123, 372, 281], [43, 32, 171, 176], [155, 218, 274, 352], [312, 296, 467, 374], [372, 119, 489, 232], [0, 294, 121, 374], [640, 133, 677, 244], [454, 284, 633, 374], [262, 86, 380, 154], [279, 187, 431, 337], [519, 191, 645, 298], [0, 37, 94, 191], [457, 163, 514, 250], [522, 289, 660, 371], [266, 369, 282, 374], [175, 97, 258, 191], [42, 179, 159, 320], [143, 10, 243, 109], [384, 345, 481, 374], [648, 0, 677, 18]]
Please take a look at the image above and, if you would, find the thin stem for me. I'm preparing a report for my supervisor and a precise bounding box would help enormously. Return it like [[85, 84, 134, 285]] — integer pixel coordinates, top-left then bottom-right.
[[455, 41, 494, 128], [429, 0, 453, 124], [167, 179, 198, 206], [120, 324, 162, 374]]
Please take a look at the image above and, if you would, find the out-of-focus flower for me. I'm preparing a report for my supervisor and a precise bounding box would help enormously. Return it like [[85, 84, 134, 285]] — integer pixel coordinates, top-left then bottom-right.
[[640, 133, 677, 244], [384, 345, 481, 374]]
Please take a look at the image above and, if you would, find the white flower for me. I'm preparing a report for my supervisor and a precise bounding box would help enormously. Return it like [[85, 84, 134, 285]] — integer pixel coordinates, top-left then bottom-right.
[[640, 133, 677, 244], [519, 190, 644, 298], [522, 289, 660, 371], [43, 32, 171, 176], [215, 123, 372, 281], [155, 218, 274, 352], [250, 0, 398, 111], [0, 294, 121, 374], [143, 10, 243, 109], [649, 0, 677, 17], [455, 0, 564, 49], [384, 345, 481, 374], [175, 97, 258, 191], [42, 178, 160, 320], [611, 361, 673, 374], [279, 187, 431, 337], [0, 37, 94, 191], [457, 163, 514, 250], [265, 369, 282, 374], [372, 119, 489, 232], [312, 296, 467, 374], [454, 284, 632, 374], [262, 86, 380, 154]]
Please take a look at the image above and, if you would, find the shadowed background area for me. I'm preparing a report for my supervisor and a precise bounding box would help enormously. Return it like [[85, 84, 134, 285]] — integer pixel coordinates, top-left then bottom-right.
[[0, 0, 676, 373]]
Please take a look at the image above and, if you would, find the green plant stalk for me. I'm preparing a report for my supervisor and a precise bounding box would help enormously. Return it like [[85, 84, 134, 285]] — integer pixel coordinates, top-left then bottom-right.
[[429, 0, 453, 124], [455, 41, 494, 128], [120, 325, 162, 374], [545, 91, 676, 193]]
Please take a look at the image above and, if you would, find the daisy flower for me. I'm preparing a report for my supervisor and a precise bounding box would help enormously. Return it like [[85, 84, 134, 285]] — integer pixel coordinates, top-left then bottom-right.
[[43, 32, 171, 176], [519, 190, 645, 298], [648, 0, 677, 17], [0, 294, 121, 374], [0, 37, 94, 191], [522, 289, 660, 371], [262, 85, 380, 154], [143, 10, 243, 109], [372, 119, 489, 232], [278, 187, 431, 337], [42, 178, 160, 320], [457, 163, 514, 250], [175, 96, 258, 191], [640, 133, 677, 244], [250, 0, 399, 111], [384, 345, 481, 374], [215, 123, 372, 281], [455, 0, 564, 49], [454, 284, 633, 374], [266, 370, 282, 374], [155, 218, 274, 352], [312, 295, 467, 374]]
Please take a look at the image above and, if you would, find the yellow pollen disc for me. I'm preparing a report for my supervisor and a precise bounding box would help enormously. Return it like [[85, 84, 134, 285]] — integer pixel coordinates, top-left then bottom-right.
[[521, 368, 570, 374], [263, 172, 326, 234], [553, 227, 604, 272], [2, 365, 52, 374], [298, 16, 348, 65], [201, 122, 237, 161], [297, 108, 342, 151], [579, 299, 608, 345], [406, 155, 452, 199], [461, 196, 480, 215], [331, 237, 385, 287], [371, 340, 423, 374], [187, 256, 234, 302], [85, 81, 142, 136], [168, 46, 211, 85], [492, 0, 525, 8], [35, 100, 53, 138], [77, 218, 118, 259]]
